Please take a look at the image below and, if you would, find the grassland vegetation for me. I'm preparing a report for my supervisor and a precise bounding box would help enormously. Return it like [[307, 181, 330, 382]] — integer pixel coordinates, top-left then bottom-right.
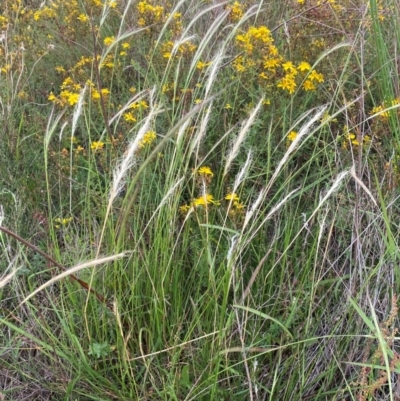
[[1, 0, 400, 399]]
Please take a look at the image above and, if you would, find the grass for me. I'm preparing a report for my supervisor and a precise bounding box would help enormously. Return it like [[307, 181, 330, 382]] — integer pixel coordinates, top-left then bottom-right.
[[1, 0, 400, 399]]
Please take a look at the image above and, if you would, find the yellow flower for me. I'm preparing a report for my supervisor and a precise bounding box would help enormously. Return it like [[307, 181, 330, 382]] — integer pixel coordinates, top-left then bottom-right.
[[193, 194, 220, 207], [59, 91, 80, 106], [297, 61, 311, 71], [197, 166, 214, 177], [287, 131, 298, 141], [303, 80, 316, 91], [308, 70, 324, 83], [227, 1, 244, 22], [179, 204, 191, 214], [77, 13, 89, 22], [225, 193, 240, 202], [130, 100, 149, 110], [263, 57, 281, 70], [371, 104, 389, 119], [91, 141, 105, 151], [104, 36, 115, 47], [138, 131, 157, 149], [48, 92, 57, 102], [233, 201, 244, 210], [196, 60, 212, 70], [124, 112, 137, 122], [75, 145, 85, 154], [236, 26, 273, 55], [282, 61, 297, 74], [345, 133, 371, 147], [277, 74, 297, 94]]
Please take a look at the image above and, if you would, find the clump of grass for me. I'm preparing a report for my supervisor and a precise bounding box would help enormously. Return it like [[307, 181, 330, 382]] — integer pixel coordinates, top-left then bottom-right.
[[1, 0, 400, 399]]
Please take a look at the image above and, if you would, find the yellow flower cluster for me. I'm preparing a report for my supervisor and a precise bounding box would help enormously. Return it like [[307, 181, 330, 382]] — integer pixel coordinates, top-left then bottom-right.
[[234, 25, 324, 95], [179, 167, 245, 217], [342, 129, 371, 149], [225, 193, 245, 216], [0, 15, 8, 30], [162, 40, 197, 60], [91, 141, 105, 151], [370, 98, 400, 121], [138, 131, 157, 149], [123, 100, 149, 123], [48, 77, 82, 106], [227, 1, 244, 22], [236, 26, 274, 55], [137, 1, 164, 27]]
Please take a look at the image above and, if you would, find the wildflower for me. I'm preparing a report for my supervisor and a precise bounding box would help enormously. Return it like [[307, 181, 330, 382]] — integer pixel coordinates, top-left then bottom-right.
[[287, 131, 298, 141], [102, 55, 115, 68], [225, 193, 240, 202], [48, 92, 57, 102], [227, 1, 244, 22], [179, 204, 191, 214], [91, 88, 110, 100], [197, 166, 214, 177], [130, 100, 149, 110], [138, 131, 156, 149], [308, 70, 324, 83], [268, 45, 279, 56], [104, 36, 115, 47], [75, 145, 85, 154], [77, 13, 89, 22], [345, 133, 371, 147], [196, 60, 212, 70], [371, 104, 389, 119], [236, 26, 273, 55], [303, 80, 316, 91], [297, 0, 305, 4], [193, 194, 220, 207], [282, 61, 297, 74], [277, 74, 297, 94], [91, 141, 105, 151], [297, 61, 311, 71], [233, 56, 246, 73], [232, 201, 244, 211], [59, 91, 80, 106], [225, 104, 232, 109], [137, 1, 164, 26], [263, 57, 281, 71], [124, 112, 137, 122]]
